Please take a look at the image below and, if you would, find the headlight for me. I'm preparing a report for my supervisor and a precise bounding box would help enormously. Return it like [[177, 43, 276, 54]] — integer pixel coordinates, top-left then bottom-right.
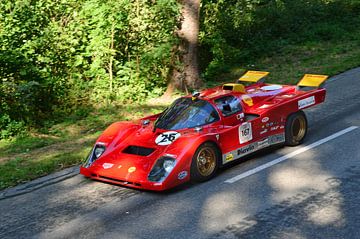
[[148, 156, 176, 182], [94, 146, 106, 158], [83, 143, 106, 168], [163, 159, 175, 173]]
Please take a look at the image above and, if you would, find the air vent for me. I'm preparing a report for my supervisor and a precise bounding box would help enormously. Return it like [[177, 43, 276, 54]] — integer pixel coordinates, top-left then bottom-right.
[[123, 145, 155, 156], [222, 83, 246, 93]]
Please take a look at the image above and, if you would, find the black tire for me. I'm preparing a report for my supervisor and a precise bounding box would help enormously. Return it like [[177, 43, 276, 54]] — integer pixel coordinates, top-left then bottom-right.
[[190, 142, 220, 182], [285, 110, 308, 146]]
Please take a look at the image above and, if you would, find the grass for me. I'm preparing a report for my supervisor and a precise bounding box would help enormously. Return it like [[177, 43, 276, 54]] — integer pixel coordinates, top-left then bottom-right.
[[204, 1, 360, 86], [209, 37, 360, 86], [0, 102, 168, 190]]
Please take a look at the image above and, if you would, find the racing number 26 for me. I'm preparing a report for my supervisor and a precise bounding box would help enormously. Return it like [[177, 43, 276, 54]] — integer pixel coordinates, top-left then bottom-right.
[[155, 131, 181, 145], [158, 133, 177, 143]]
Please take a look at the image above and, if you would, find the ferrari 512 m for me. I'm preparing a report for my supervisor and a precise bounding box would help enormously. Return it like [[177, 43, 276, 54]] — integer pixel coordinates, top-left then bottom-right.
[[80, 71, 328, 191]]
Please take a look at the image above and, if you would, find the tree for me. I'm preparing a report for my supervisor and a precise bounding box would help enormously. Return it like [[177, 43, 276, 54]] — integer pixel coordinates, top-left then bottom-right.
[[165, 0, 202, 96]]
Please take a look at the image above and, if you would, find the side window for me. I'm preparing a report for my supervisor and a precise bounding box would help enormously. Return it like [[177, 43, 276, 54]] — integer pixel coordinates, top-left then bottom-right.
[[214, 95, 242, 117]]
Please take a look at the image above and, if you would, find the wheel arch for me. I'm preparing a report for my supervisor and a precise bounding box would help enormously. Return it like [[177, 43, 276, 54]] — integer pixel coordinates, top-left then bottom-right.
[[190, 140, 221, 182]]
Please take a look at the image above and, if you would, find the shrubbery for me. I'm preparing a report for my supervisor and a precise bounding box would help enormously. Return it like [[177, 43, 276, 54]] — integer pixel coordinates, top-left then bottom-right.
[[1, 0, 360, 139], [199, 0, 360, 79], [0, 0, 179, 138]]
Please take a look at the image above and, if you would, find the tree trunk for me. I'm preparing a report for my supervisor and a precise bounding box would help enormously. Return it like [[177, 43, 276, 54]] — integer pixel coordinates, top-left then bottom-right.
[[165, 0, 202, 97]]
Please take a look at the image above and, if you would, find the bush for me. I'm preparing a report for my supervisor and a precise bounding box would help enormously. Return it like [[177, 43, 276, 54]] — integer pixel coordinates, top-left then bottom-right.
[[0, 0, 179, 138], [199, 0, 360, 80], [0, 115, 26, 139]]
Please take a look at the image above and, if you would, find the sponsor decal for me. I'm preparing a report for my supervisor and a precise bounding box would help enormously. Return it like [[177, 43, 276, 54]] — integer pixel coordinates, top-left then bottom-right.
[[237, 144, 256, 156], [222, 133, 286, 164], [128, 167, 136, 173], [280, 126, 284, 129], [242, 95, 254, 106], [178, 171, 188, 180], [298, 96, 315, 109], [117, 165, 122, 169], [260, 129, 268, 135], [262, 117, 269, 123], [271, 126, 279, 131], [269, 133, 285, 144], [257, 138, 269, 148], [239, 122, 253, 144], [155, 131, 181, 146], [237, 113, 245, 120], [216, 134, 220, 141], [225, 153, 234, 162], [102, 163, 114, 169]]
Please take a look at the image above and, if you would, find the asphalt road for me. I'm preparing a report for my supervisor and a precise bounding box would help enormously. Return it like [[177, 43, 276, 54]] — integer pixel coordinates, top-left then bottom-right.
[[1, 68, 360, 239]]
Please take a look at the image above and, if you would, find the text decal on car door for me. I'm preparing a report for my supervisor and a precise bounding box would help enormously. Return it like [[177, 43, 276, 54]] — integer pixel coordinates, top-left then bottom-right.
[[239, 122, 253, 144], [155, 131, 181, 145]]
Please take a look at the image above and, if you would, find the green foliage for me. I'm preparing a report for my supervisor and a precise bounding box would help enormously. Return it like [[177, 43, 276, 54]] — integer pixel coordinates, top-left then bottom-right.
[[0, 114, 25, 139], [2, 0, 360, 141], [0, 0, 179, 139], [65, 0, 179, 103], [200, 0, 360, 80]]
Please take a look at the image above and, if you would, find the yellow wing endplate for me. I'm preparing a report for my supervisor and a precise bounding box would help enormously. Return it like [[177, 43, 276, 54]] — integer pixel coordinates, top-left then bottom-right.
[[297, 74, 328, 88], [238, 71, 270, 83]]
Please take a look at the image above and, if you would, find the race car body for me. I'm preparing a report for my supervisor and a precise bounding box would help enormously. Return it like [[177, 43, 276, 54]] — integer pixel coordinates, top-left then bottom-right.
[[80, 71, 328, 191]]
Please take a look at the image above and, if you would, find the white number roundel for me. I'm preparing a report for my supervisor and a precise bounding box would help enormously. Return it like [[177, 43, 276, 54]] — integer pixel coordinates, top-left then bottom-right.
[[155, 131, 181, 145], [239, 122, 253, 144]]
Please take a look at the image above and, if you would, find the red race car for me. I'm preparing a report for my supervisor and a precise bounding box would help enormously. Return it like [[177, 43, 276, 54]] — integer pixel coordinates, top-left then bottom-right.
[[80, 71, 328, 191]]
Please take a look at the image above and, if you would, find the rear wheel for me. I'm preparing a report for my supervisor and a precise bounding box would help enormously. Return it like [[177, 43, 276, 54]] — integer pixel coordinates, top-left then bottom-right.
[[191, 142, 220, 182], [285, 111, 308, 146]]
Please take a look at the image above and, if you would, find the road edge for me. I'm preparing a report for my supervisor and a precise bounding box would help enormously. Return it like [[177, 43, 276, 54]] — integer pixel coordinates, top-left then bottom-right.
[[0, 165, 80, 200]]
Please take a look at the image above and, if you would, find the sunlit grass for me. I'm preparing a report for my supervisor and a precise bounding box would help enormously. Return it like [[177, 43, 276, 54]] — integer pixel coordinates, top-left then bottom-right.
[[207, 10, 360, 86], [212, 37, 360, 86], [0, 102, 167, 190]]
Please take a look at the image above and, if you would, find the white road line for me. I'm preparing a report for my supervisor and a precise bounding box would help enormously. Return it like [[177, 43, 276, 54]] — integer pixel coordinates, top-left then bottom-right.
[[224, 126, 359, 184]]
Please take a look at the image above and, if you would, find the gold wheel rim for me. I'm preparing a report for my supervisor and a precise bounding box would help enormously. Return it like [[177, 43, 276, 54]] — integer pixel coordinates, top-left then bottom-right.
[[196, 147, 216, 177], [292, 116, 306, 141]]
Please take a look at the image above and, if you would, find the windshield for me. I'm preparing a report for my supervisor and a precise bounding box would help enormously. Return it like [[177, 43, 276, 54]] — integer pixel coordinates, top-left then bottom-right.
[[155, 97, 220, 130]]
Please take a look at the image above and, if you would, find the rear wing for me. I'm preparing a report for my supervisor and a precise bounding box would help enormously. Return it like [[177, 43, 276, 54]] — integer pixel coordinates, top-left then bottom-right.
[[297, 74, 328, 88], [237, 71, 269, 84]]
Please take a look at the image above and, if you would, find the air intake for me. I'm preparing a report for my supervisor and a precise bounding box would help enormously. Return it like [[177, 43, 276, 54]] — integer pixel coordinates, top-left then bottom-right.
[[222, 83, 246, 93], [123, 145, 155, 156]]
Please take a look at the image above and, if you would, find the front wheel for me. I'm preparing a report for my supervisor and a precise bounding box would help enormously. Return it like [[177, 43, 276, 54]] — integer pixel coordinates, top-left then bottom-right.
[[190, 142, 220, 182], [285, 110, 308, 146]]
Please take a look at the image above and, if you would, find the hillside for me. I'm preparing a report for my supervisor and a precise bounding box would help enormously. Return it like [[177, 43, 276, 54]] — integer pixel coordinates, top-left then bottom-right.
[[1, 0, 360, 189]]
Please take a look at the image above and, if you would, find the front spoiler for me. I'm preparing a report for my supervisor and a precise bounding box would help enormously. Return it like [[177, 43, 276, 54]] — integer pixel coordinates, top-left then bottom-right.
[[80, 166, 167, 191]]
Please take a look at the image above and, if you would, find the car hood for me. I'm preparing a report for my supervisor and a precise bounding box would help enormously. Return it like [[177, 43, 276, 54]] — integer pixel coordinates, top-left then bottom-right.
[[88, 123, 197, 182]]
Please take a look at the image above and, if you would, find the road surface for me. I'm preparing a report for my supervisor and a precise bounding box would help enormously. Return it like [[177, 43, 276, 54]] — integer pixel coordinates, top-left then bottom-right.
[[1, 68, 360, 239]]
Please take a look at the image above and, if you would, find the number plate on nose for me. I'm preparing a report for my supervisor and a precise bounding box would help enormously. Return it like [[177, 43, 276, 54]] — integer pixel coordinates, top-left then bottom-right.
[[155, 131, 181, 145]]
